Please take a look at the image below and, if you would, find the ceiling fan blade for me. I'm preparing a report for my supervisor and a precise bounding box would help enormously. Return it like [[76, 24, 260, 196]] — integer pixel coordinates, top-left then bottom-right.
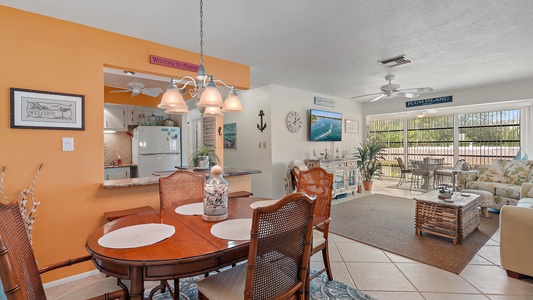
[[370, 94, 386, 102], [109, 89, 131, 93], [351, 92, 383, 99], [141, 87, 163, 97]]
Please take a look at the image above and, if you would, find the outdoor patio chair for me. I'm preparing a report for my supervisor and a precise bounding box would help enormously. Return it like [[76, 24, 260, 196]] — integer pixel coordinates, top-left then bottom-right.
[[197, 192, 316, 299], [0, 201, 127, 300], [296, 167, 334, 296], [434, 159, 465, 188], [410, 160, 432, 191], [396, 157, 412, 186]]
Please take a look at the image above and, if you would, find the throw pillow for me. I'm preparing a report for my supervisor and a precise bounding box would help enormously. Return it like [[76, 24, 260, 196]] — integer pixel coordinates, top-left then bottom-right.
[[477, 165, 507, 183], [503, 160, 533, 185], [527, 187, 533, 198]]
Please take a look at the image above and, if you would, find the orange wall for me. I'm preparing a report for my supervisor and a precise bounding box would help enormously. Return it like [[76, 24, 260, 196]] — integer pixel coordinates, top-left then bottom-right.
[[0, 6, 249, 282]]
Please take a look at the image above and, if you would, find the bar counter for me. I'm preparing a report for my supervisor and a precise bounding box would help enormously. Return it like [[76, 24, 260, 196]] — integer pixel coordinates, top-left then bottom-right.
[[103, 167, 261, 189]]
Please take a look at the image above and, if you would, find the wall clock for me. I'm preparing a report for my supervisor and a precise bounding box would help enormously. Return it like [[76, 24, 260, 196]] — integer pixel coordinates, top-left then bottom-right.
[[286, 111, 302, 133]]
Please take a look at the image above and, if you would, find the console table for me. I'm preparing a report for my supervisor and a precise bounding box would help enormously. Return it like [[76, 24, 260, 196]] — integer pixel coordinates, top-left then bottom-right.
[[304, 158, 357, 198]]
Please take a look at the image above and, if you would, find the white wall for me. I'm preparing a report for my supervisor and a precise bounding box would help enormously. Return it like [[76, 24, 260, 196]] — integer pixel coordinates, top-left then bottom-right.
[[363, 77, 533, 156], [224, 84, 363, 199]]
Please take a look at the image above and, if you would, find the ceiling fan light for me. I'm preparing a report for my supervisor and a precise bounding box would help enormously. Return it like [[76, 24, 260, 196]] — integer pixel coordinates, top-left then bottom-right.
[[197, 79, 223, 107], [221, 87, 244, 112], [203, 106, 224, 117]]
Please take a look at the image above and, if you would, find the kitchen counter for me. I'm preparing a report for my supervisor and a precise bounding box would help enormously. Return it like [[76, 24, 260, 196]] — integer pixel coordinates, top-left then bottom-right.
[[104, 164, 137, 169], [103, 167, 261, 189]]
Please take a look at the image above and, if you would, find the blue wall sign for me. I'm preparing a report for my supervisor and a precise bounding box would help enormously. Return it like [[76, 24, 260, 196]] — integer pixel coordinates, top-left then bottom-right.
[[406, 95, 453, 108]]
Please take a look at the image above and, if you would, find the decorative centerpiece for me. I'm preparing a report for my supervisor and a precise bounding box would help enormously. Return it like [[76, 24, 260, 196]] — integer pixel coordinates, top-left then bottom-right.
[[438, 186, 453, 201], [203, 166, 228, 222]]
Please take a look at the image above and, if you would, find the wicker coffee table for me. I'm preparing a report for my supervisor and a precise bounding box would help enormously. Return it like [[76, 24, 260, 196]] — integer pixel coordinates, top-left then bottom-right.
[[414, 190, 480, 244]]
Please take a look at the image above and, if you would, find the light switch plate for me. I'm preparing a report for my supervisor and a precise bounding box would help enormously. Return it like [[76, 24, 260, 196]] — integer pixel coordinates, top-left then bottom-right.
[[62, 137, 74, 151]]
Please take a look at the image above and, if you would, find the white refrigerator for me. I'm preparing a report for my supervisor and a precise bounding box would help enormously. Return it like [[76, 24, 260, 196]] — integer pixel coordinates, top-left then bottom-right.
[[132, 126, 181, 177]]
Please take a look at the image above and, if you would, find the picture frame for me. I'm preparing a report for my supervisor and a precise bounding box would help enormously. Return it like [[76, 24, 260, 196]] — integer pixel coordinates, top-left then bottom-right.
[[10, 88, 85, 130], [223, 123, 237, 149], [345, 119, 359, 134]]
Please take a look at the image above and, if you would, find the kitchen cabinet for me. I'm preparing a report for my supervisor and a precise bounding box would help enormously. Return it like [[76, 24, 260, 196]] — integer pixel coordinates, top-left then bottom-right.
[[104, 167, 131, 180], [128, 106, 167, 126], [304, 158, 358, 198], [104, 105, 127, 131]]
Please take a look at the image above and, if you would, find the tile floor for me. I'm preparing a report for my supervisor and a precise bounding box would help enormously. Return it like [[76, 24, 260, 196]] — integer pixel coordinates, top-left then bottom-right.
[[45, 178, 533, 299]]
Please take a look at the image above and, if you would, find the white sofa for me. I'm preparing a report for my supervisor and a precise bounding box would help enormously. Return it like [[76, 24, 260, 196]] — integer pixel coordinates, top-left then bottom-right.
[[499, 183, 533, 278]]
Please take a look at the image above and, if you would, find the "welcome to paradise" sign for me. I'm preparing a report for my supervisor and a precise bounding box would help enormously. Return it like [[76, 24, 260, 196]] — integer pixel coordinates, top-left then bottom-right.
[[406, 95, 452, 108]]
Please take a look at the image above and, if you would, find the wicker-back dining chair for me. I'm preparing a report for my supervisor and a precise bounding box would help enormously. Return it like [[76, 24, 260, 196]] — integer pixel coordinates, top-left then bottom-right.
[[159, 170, 206, 208], [197, 192, 316, 299], [396, 157, 412, 186], [295, 167, 334, 296], [0, 201, 127, 300]]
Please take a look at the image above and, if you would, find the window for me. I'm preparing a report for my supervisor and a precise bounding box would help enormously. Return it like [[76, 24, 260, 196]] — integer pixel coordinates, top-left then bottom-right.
[[369, 109, 521, 178]]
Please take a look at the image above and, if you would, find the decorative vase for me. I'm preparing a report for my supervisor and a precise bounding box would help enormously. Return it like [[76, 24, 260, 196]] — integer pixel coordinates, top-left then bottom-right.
[[363, 180, 373, 191], [203, 166, 228, 222]]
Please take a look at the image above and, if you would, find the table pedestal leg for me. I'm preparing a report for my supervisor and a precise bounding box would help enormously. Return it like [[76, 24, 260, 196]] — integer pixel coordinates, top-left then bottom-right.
[[129, 267, 144, 300]]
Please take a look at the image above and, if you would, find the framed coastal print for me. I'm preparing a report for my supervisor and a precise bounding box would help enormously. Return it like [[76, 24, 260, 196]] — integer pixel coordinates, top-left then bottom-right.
[[10, 88, 85, 130], [224, 123, 237, 149], [345, 119, 359, 134]]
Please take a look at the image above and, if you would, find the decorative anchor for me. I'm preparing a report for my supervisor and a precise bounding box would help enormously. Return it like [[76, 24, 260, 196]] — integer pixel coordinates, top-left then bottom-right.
[[257, 110, 267, 132]]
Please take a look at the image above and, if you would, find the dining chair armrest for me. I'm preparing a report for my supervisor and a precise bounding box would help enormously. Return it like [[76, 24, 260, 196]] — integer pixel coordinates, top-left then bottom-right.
[[38, 254, 92, 274]]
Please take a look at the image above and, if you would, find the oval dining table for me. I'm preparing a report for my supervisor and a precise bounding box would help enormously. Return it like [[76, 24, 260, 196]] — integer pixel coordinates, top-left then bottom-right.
[[86, 197, 266, 300]]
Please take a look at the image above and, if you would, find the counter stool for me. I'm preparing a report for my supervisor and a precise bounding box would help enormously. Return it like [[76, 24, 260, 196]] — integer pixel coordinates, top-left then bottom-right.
[[461, 189, 494, 217]]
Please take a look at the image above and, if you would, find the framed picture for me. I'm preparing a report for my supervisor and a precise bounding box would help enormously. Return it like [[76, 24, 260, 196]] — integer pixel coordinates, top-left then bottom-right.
[[224, 123, 237, 149], [10, 88, 85, 130], [345, 119, 359, 134]]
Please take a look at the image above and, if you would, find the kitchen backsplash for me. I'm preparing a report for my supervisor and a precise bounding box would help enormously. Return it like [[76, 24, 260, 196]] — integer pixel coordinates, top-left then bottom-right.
[[104, 132, 132, 165]]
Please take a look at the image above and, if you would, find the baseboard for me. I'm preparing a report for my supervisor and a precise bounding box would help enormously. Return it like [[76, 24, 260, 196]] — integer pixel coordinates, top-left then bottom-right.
[[42, 269, 101, 289]]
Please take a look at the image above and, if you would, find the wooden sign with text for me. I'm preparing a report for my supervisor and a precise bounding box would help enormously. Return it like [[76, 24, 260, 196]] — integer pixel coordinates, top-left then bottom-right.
[[406, 95, 453, 108]]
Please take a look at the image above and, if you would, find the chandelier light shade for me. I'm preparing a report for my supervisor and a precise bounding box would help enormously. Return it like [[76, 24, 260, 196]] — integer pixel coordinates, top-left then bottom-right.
[[157, 0, 244, 115], [196, 77, 224, 107], [165, 105, 190, 115], [203, 106, 224, 117], [221, 87, 244, 112], [158, 83, 188, 110]]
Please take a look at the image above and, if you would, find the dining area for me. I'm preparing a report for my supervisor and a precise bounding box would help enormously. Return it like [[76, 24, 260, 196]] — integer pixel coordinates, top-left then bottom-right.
[[396, 157, 466, 192], [0, 165, 348, 300]]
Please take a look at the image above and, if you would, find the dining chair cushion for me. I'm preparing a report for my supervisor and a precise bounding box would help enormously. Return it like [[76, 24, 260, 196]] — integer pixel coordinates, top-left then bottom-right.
[[197, 264, 246, 300], [313, 229, 326, 249], [53, 277, 124, 300], [197, 261, 295, 300]]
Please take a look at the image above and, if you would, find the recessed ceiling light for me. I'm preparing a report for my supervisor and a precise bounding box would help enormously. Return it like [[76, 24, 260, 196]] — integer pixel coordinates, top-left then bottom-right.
[[123, 70, 135, 76]]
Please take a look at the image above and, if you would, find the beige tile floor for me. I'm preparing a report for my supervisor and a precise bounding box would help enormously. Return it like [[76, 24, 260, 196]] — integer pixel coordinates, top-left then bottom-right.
[[46, 178, 533, 299]]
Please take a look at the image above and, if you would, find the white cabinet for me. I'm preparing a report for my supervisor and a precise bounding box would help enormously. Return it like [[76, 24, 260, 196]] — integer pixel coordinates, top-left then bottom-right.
[[127, 106, 167, 126], [104, 105, 127, 130], [104, 167, 130, 180], [304, 158, 358, 198]]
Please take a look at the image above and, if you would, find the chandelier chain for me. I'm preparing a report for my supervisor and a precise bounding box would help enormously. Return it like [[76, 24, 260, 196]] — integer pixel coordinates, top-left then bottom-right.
[[199, 0, 204, 66]]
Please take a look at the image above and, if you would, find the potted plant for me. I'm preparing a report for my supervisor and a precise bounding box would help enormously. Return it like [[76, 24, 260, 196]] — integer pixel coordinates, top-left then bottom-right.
[[189, 146, 220, 169], [354, 138, 385, 190]]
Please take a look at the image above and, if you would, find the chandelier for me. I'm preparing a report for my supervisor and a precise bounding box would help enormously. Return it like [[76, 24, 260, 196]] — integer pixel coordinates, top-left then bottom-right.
[[158, 0, 244, 116]]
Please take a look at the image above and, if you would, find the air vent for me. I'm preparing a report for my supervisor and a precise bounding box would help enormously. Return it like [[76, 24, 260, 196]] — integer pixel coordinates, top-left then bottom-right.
[[378, 54, 412, 68]]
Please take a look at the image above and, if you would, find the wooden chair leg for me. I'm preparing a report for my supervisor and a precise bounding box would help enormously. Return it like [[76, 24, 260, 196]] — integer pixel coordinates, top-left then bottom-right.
[[506, 270, 520, 279], [481, 207, 489, 218], [322, 244, 333, 281]]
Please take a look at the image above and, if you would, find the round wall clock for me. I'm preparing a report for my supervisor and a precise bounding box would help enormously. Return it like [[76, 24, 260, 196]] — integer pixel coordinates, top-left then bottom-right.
[[286, 111, 302, 133]]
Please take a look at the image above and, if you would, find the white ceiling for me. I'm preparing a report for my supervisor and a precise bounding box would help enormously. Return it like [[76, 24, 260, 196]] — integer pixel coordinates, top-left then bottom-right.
[[3, 0, 533, 101]]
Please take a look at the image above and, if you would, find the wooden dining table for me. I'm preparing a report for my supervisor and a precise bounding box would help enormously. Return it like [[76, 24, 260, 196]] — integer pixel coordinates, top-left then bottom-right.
[[86, 197, 265, 300]]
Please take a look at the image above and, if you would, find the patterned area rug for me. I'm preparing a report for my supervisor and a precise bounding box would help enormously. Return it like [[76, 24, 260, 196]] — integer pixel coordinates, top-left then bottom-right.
[[145, 268, 376, 299], [330, 194, 499, 274]]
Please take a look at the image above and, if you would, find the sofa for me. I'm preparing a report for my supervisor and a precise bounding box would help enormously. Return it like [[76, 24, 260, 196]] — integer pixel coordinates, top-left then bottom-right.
[[457, 159, 533, 210], [500, 187, 533, 278]]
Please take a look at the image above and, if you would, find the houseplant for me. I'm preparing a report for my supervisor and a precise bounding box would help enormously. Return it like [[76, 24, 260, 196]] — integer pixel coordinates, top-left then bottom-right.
[[189, 146, 220, 169], [354, 138, 385, 190]]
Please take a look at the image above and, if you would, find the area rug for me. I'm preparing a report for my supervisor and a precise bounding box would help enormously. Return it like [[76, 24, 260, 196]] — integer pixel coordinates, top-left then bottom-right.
[[330, 194, 500, 274], [145, 268, 376, 299]]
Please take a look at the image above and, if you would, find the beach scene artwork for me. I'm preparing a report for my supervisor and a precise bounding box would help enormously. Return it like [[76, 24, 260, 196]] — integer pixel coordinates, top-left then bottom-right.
[[224, 123, 237, 149], [310, 109, 342, 142]]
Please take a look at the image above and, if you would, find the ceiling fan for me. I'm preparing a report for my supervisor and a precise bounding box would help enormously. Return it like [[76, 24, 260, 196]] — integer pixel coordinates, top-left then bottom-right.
[[109, 78, 163, 97], [351, 75, 433, 102]]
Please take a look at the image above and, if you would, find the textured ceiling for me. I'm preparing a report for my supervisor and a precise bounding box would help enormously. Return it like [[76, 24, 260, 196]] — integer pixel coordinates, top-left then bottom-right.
[[2, 0, 533, 101]]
